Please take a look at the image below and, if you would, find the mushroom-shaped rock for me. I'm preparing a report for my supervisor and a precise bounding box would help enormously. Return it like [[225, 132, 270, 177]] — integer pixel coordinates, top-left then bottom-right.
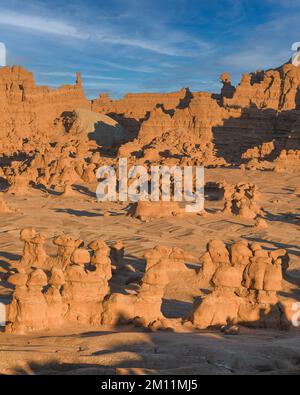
[[220, 72, 231, 83], [49, 267, 65, 287], [8, 272, 28, 287], [88, 239, 110, 254], [27, 269, 48, 287], [71, 248, 90, 266], [20, 227, 36, 242], [263, 260, 283, 292], [212, 265, 243, 289], [208, 240, 230, 264], [230, 241, 252, 267]]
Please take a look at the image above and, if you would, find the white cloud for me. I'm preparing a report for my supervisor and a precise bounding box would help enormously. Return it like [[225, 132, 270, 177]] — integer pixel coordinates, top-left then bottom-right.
[[0, 8, 212, 57], [98, 60, 157, 73], [0, 11, 89, 39], [40, 71, 121, 80], [98, 36, 179, 56]]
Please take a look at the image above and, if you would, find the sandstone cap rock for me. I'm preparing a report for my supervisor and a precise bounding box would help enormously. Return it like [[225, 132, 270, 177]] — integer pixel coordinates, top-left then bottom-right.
[[8, 272, 28, 286], [71, 248, 90, 265], [20, 227, 36, 242], [27, 269, 48, 286], [49, 268, 65, 286]]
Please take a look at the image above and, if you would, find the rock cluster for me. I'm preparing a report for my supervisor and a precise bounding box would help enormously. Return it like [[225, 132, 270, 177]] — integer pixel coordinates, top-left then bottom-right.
[[0, 62, 300, 190], [102, 245, 193, 328], [273, 150, 300, 173], [222, 182, 263, 220], [3, 228, 295, 334], [6, 230, 114, 333], [190, 240, 290, 330]]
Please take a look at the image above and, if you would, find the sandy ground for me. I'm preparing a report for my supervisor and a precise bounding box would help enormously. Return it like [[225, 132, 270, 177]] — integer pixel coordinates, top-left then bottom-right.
[[0, 167, 300, 375]]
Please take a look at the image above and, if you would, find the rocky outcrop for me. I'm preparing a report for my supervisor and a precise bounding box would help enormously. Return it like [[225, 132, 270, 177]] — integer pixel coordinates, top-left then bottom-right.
[[3, 229, 295, 334], [91, 88, 192, 135], [0, 66, 89, 142], [134, 201, 185, 221], [190, 240, 290, 330], [0, 62, 300, 167], [61, 108, 128, 148], [5, 232, 113, 333], [222, 182, 263, 220], [113, 65, 300, 166], [101, 245, 193, 327]]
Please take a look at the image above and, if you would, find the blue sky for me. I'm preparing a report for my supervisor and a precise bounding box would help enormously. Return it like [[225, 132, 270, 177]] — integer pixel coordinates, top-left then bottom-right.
[[0, 0, 299, 98]]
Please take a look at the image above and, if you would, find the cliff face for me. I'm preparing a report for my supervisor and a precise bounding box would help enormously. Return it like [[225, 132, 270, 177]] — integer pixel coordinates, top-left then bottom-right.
[[0, 62, 299, 165], [103, 63, 300, 164], [91, 88, 192, 137], [0, 66, 89, 139], [223, 64, 300, 111], [214, 64, 300, 161]]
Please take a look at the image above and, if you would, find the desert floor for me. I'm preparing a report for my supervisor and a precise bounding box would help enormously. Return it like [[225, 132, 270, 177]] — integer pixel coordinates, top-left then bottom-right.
[[0, 167, 300, 375]]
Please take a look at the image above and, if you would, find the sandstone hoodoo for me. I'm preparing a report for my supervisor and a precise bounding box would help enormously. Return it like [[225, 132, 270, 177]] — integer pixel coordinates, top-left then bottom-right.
[[190, 240, 290, 330], [3, 230, 295, 336]]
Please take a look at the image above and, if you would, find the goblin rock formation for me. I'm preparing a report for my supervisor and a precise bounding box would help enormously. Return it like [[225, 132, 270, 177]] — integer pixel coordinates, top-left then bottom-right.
[[222, 182, 263, 220], [6, 231, 114, 333], [3, 228, 296, 334], [134, 200, 185, 221], [101, 245, 193, 328], [17, 228, 48, 271], [190, 240, 290, 330], [1, 59, 300, 339], [106, 65, 300, 166]]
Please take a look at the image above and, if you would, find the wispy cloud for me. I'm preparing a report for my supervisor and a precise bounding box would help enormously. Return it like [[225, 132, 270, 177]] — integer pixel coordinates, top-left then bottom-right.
[[40, 71, 122, 80], [0, 8, 209, 57], [1, 0, 299, 97], [98, 36, 179, 56], [0, 11, 89, 39], [97, 60, 157, 74]]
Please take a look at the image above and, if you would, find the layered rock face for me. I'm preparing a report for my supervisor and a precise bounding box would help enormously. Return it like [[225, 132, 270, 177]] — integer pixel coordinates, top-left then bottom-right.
[[0, 66, 89, 141], [96, 63, 300, 166], [91, 88, 192, 136], [0, 62, 300, 167], [214, 65, 300, 162]]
